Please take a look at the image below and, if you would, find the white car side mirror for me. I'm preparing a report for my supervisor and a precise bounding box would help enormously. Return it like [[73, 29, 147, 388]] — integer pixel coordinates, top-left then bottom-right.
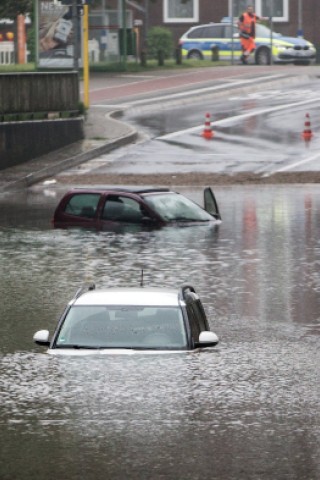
[[198, 331, 219, 347], [33, 330, 50, 346]]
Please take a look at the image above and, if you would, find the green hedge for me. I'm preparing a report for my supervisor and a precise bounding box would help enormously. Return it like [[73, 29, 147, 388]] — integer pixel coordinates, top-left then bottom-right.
[[147, 26, 174, 59]]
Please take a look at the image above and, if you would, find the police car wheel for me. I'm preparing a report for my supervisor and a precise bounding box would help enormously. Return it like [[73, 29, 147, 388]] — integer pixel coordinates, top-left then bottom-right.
[[187, 50, 203, 60], [255, 47, 270, 65]]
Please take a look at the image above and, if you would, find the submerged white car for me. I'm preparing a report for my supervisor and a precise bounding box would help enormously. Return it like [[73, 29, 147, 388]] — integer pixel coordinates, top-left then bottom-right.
[[33, 284, 219, 354]]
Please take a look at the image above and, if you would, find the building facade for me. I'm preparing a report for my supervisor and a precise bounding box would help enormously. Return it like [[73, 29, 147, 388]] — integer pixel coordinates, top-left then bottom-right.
[[88, 0, 319, 60], [144, 0, 319, 45], [102, 0, 319, 46]]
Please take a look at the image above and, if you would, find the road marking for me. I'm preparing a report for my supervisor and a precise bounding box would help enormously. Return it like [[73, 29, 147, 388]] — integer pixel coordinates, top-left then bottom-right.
[[158, 95, 320, 140], [117, 74, 157, 78], [90, 74, 288, 108], [229, 88, 314, 101], [268, 152, 320, 174]]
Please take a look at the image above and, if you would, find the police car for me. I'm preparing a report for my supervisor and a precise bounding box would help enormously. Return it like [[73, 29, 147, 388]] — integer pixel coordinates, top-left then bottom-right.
[[178, 19, 316, 65]]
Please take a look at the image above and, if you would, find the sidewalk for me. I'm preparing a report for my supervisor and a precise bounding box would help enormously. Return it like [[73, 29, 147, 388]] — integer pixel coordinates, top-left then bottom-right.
[[0, 107, 137, 193], [0, 64, 318, 193]]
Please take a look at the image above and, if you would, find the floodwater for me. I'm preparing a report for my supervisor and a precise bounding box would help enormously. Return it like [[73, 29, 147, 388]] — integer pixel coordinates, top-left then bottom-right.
[[0, 185, 319, 480]]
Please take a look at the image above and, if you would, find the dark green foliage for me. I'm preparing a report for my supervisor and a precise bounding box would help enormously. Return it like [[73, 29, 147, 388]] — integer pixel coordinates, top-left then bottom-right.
[[26, 24, 35, 62], [0, 0, 32, 18], [147, 26, 174, 60]]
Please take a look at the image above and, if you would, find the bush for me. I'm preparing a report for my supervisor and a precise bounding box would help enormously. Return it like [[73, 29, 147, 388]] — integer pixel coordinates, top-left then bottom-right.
[[147, 26, 174, 60], [27, 25, 35, 62]]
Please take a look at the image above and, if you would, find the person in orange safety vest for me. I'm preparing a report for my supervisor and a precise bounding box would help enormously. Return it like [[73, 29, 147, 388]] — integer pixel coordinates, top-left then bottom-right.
[[238, 5, 262, 64]]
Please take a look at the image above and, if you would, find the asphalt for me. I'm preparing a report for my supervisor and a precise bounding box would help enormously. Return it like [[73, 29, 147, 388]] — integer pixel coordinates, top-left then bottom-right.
[[1, 64, 319, 193]]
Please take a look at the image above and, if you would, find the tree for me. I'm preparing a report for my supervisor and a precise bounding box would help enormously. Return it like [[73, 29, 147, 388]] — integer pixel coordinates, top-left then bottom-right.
[[0, 0, 32, 19]]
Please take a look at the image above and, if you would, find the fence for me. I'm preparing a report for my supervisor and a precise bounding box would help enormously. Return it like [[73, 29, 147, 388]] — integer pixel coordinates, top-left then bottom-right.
[[0, 71, 79, 115]]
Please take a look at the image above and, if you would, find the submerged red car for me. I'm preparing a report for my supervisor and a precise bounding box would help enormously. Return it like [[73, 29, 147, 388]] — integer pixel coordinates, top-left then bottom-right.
[[52, 187, 221, 230]]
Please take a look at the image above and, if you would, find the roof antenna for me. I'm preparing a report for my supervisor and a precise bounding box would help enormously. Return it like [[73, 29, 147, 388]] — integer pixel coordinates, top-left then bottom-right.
[[140, 269, 144, 287]]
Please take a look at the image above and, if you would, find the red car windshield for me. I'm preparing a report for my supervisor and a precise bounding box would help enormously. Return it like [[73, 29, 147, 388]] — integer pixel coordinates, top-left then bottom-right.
[[143, 193, 213, 222]]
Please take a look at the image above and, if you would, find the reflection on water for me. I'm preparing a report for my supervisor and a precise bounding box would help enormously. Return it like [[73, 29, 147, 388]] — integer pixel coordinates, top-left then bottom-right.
[[0, 185, 319, 479]]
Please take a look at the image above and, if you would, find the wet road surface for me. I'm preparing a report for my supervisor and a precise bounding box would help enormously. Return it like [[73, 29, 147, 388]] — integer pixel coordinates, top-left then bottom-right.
[[0, 185, 319, 479], [57, 80, 320, 185]]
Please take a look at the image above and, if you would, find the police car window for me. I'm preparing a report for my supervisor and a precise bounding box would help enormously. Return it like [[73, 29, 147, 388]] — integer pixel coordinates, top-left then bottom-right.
[[224, 25, 238, 38], [188, 27, 206, 39], [203, 25, 224, 38], [256, 23, 280, 38]]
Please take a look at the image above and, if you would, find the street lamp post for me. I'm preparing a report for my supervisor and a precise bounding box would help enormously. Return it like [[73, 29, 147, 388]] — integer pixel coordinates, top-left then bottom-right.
[[72, 0, 79, 69]]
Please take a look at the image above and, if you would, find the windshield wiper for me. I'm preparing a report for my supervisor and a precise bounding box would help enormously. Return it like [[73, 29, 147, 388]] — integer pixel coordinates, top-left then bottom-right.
[[171, 217, 210, 222], [72, 345, 139, 350], [56, 344, 102, 349]]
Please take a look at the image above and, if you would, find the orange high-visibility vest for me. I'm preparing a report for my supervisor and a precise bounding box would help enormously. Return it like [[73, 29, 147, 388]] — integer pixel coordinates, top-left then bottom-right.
[[240, 12, 257, 34]]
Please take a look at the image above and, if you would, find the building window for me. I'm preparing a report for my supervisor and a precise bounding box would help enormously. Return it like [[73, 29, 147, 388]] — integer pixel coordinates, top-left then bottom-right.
[[230, 0, 288, 22], [261, 0, 287, 20], [164, 0, 199, 23]]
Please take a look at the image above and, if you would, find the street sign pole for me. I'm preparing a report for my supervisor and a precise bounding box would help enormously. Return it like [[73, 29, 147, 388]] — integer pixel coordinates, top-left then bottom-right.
[[269, 0, 274, 65], [72, 0, 79, 69], [231, 0, 234, 66], [121, 0, 127, 68], [83, 4, 89, 108]]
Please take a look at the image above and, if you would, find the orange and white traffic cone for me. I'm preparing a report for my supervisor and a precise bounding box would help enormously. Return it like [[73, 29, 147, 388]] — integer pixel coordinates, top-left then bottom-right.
[[302, 113, 313, 141], [202, 113, 214, 139]]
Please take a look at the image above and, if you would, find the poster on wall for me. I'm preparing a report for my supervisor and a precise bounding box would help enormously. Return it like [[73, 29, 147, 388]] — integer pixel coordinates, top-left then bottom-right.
[[38, 0, 79, 68]]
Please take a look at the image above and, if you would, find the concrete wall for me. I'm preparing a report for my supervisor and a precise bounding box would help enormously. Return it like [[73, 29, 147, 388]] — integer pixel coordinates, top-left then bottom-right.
[[0, 71, 84, 170], [0, 117, 84, 170]]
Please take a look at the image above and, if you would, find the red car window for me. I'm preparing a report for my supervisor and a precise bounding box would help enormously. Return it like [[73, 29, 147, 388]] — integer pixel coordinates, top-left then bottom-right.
[[64, 193, 101, 218], [102, 195, 145, 224]]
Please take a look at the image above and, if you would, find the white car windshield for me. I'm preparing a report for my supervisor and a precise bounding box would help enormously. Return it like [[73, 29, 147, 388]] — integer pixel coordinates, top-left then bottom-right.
[[143, 193, 213, 222], [56, 305, 188, 349]]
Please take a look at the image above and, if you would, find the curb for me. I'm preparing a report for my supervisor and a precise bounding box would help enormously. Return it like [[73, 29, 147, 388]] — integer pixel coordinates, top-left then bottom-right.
[[0, 111, 138, 193]]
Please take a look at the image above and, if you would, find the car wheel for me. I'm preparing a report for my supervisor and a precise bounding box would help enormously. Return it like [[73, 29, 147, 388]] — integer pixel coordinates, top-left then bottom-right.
[[187, 50, 203, 60], [255, 47, 270, 65]]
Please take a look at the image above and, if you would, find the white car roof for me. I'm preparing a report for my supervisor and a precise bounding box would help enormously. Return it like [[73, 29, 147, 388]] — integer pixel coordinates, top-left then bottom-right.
[[71, 288, 181, 307]]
